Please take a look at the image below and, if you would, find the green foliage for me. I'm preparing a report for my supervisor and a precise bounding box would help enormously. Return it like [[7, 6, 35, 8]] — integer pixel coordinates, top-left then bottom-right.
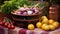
[[1, 0, 35, 14], [1, 1, 18, 14], [1, 0, 48, 14]]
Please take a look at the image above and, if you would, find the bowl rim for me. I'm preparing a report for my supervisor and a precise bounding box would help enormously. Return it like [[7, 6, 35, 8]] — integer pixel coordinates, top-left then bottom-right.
[[11, 11, 42, 16]]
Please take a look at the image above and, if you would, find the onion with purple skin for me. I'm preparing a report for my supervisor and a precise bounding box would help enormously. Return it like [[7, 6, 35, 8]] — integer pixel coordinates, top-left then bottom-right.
[[13, 7, 40, 15], [32, 7, 39, 13], [30, 7, 33, 10], [33, 7, 37, 10], [32, 10, 35, 13], [23, 12, 27, 15], [24, 10, 27, 12], [33, 13, 36, 15], [29, 7, 35, 13], [19, 7, 26, 11], [34, 9, 39, 14], [20, 11, 25, 14], [17, 11, 21, 15]]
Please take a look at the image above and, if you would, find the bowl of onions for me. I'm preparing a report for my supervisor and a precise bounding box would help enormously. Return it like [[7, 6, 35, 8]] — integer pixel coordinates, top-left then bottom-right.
[[11, 4, 42, 28]]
